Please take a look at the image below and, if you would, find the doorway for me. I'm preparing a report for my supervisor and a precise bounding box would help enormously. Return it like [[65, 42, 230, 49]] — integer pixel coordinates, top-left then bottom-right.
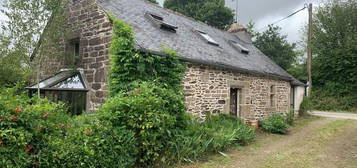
[[230, 88, 241, 117]]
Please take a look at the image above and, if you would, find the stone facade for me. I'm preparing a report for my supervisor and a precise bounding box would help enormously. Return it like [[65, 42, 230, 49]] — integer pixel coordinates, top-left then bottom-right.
[[37, 0, 295, 119], [183, 63, 292, 120], [38, 0, 112, 112]]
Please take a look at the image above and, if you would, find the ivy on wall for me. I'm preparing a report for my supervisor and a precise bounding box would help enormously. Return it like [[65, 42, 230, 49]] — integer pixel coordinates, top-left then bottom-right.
[[107, 13, 186, 96], [106, 14, 188, 166]]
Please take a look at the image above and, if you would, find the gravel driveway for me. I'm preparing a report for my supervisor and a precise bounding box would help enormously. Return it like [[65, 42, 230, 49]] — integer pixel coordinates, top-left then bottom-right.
[[181, 116, 357, 168], [309, 111, 357, 120]]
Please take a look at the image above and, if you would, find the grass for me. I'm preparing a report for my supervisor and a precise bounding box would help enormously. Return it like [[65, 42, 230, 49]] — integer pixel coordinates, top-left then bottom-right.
[[260, 119, 351, 168], [179, 115, 357, 168]]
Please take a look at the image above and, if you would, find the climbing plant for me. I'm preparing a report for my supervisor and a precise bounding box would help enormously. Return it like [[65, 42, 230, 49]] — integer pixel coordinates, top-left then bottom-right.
[[106, 14, 187, 166], [108, 13, 186, 96]]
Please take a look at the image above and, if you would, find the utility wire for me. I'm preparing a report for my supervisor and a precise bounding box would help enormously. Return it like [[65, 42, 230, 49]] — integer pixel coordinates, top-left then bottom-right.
[[257, 4, 308, 32]]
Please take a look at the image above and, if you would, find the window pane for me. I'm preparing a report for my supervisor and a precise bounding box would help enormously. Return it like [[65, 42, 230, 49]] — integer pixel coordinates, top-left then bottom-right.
[[197, 31, 219, 46], [29, 71, 73, 89], [52, 74, 85, 89]]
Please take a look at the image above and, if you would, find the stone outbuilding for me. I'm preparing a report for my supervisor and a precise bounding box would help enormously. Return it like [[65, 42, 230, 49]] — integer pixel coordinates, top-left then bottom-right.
[[29, 0, 305, 120]]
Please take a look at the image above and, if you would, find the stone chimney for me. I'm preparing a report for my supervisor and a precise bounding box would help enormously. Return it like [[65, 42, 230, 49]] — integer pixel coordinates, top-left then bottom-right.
[[228, 24, 252, 44]]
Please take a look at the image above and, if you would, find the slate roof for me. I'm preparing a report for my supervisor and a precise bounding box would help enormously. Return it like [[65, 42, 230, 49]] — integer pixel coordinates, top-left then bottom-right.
[[97, 0, 304, 86]]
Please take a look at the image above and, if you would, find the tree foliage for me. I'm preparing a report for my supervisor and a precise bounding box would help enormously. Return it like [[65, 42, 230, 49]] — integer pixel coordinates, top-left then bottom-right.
[[0, 35, 29, 87], [311, 0, 357, 97], [0, 0, 69, 86], [164, 0, 234, 29], [253, 25, 298, 70]]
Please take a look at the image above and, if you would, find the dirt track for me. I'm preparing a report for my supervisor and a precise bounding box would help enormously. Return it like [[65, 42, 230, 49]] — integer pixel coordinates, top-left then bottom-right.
[[181, 116, 357, 168]]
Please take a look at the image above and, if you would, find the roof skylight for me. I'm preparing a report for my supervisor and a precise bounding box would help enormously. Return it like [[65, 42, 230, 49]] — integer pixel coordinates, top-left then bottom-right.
[[196, 30, 219, 46], [146, 12, 178, 33], [230, 40, 250, 54]]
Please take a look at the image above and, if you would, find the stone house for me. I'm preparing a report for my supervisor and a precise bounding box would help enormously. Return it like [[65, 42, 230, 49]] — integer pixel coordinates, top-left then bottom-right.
[[28, 0, 305, 120]]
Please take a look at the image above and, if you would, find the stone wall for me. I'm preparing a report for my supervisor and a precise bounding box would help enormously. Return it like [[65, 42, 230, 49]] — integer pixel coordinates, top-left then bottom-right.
[[36, 0, 294, 117], [38, 0, 112, 112], [183, 63, 292, 120]]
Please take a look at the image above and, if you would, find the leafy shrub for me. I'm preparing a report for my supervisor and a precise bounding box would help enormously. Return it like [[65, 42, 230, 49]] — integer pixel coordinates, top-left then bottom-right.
[[0, 87, 70, 168], [39, 113, 137, 168], [99, 82, 186, 166], [260, 114, 289, 134], [309, 91, 357, 112], [285, 110, 295, 125], [299, 96, 312, 116], [300, 90, 357, 113]]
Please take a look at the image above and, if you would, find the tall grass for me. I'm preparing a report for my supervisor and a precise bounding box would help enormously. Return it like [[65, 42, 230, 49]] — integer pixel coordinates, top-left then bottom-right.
[[161, 114, 255, 166]]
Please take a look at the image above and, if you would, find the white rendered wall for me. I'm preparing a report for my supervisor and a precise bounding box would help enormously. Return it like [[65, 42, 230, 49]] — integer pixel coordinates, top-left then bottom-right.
[[294, 86, 305, 114]]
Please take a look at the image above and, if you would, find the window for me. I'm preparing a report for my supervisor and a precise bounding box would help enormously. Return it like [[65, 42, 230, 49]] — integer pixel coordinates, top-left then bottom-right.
[[229, 40, 250, 54], [196, 30, 219, 46], [26, 70, 88, 115], [53, 74, 85, 89], [67, 38, 81, 65], [146, 12, 178, 33], [149, 13, 163, 21], [270, 85, 275, 107]]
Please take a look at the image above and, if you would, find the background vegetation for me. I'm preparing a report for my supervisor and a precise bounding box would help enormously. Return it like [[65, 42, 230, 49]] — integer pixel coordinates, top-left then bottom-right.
[[309, 0, 356, 111], [249, 0, 356, 112], [164, 0, 235, 29]]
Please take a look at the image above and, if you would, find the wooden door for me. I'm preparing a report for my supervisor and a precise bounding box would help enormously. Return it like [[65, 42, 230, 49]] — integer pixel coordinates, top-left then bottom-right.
[[230, 88, 241, 117]]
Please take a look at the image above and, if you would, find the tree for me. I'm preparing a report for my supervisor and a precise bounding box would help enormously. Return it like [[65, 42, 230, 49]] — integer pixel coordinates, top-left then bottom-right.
[[311, 0, 357, 97], [164, 0, 234, 29], [253, 25, 298, 70], [0, 0, 70, 87], [0, 35, 29, 87]]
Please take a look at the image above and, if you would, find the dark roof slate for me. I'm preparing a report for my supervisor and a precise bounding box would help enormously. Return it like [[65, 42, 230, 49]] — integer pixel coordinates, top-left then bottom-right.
[[97, 0, 304, 86]]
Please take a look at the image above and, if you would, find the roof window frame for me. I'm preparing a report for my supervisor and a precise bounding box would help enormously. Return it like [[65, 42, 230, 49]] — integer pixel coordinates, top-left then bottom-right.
[[195, 30, 219, 46], [229, 40, 250, 54], [146, 12, 178, 33]]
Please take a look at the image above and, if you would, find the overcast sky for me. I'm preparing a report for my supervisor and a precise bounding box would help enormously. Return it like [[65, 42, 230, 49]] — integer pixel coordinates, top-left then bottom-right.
[[157, 0, 327, 43]]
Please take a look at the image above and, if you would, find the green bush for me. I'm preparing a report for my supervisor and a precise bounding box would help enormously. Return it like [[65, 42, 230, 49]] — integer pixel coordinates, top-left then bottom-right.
[[39, 114, 137, 168], [260, 114, 289, 134], [285, 110, 295, 125], [299, 90, 357, 113], [299, 96, 312, 116], [309, 92, 356, 112], [0, 87, 71, 168], [99, 82, 186, 166]]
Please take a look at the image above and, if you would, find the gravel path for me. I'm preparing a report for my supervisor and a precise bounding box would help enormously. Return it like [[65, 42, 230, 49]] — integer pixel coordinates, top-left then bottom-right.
[[309, 111, 357, 120], [181, 117, 357, 168]]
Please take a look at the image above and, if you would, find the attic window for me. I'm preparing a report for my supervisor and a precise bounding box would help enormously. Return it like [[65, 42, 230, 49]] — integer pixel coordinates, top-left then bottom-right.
[[196, 30, 219, 46], [146, 12, 178, 33], [150, 13, 163, 21], [230, 40, 249, 54]]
